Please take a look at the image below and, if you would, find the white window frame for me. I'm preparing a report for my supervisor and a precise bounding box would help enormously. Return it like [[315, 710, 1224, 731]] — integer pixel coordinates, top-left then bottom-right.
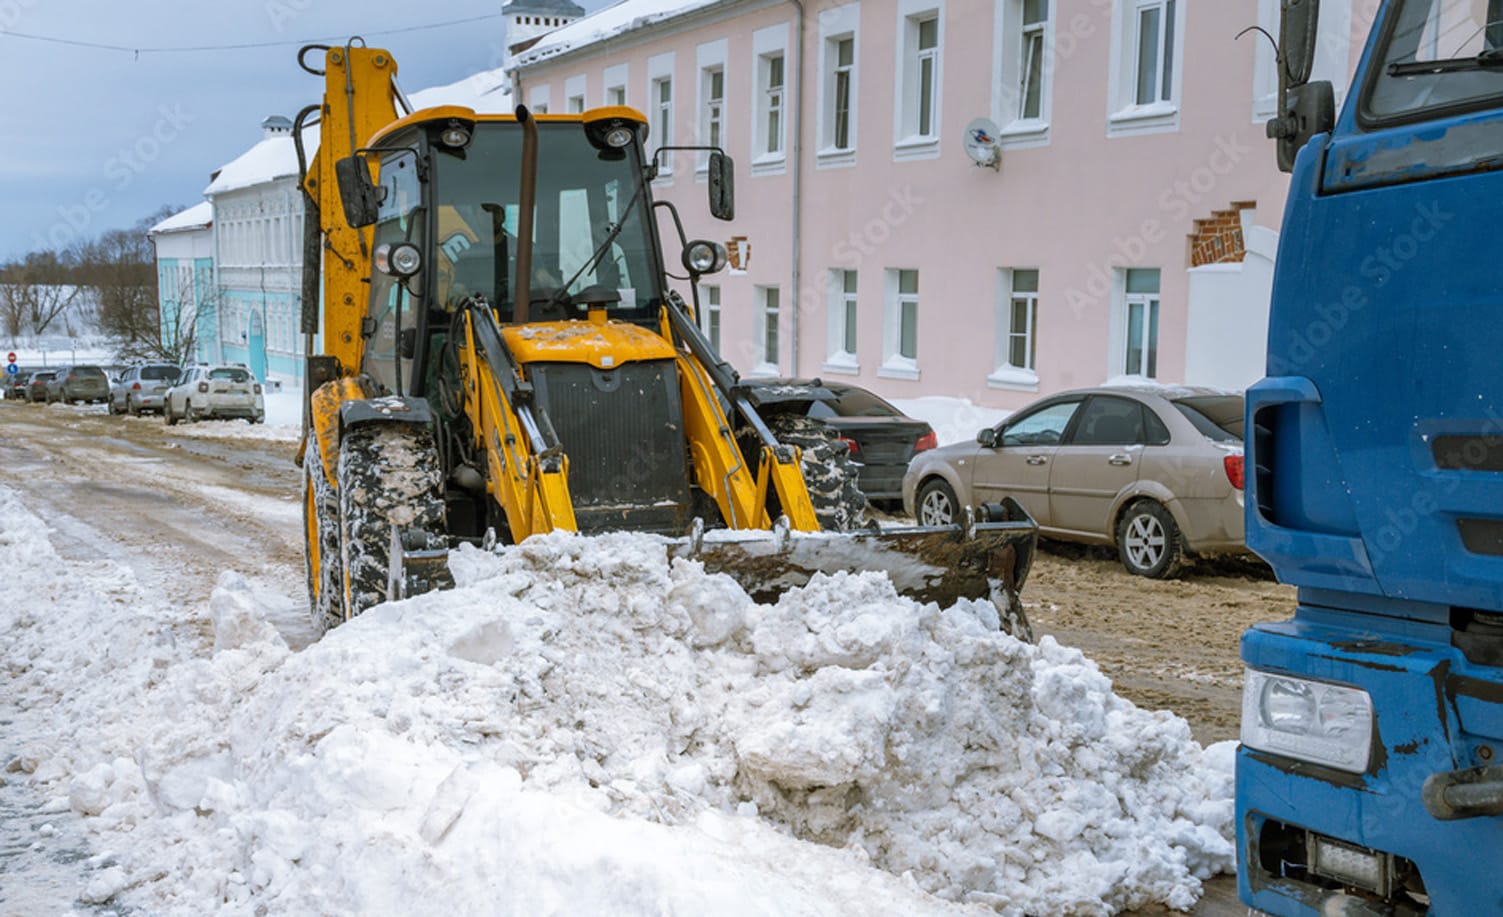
[[751, 24, 790, 176], [992, 0, 1054, 149], [822, 268, 860, 374], [1105, 0, 1184, 137], [753, 285, 781, 376], [893, 0, 943, 161], [700, 284, 722, 352], [989, 268, 1040, 391], [696, 39, 729, 177], [879, 268, 920, 380], [565, 74, 587, 114], [647, 52, 676, 177], [816, 3, 861, 169], [1252, 0, 1352, 122], [529, 84, 551, 115], [603, 63, 628, 107], [1110, 268, 1160, 379]]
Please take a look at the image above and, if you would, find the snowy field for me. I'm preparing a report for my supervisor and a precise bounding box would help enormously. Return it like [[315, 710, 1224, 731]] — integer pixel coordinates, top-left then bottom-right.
[[0, 473, 1237, 915]]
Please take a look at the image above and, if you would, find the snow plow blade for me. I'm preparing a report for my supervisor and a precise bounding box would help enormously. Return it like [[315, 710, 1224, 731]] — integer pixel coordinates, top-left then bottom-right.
[[674, 499, 1038, 641]]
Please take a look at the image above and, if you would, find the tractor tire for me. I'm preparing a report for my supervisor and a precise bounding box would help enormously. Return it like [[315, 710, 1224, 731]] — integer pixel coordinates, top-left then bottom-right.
[[1115, 499, 1186, 579], [765, 413, 868, 532], [337, 423, 449, 619], [303, 440, 344, 634]]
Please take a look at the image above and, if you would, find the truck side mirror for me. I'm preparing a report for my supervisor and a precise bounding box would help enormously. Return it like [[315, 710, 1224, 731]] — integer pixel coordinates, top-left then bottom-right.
[[1268, 80, 1335, 173], [707, 150, 735, 221], [1280, 0, 1320, 88], [335, 155, 381, 228]]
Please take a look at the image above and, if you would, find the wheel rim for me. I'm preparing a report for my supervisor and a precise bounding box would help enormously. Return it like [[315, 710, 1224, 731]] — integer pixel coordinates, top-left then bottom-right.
[[1125, 513, 1166, 569], [920, 489, 953, 526]]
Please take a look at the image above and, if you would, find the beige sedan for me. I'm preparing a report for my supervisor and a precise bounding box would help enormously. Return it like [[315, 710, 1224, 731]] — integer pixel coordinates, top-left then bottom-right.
[[903, 386, 1245, 578]]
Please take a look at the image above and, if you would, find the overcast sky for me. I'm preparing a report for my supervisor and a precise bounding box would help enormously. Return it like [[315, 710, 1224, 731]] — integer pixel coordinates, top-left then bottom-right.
[[0, 1, 604, 261]]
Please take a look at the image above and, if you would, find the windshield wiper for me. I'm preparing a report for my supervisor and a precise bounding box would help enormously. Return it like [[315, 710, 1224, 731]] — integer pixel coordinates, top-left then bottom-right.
[[1389, 47, 1503, 76], [536, 178, 647, 314]]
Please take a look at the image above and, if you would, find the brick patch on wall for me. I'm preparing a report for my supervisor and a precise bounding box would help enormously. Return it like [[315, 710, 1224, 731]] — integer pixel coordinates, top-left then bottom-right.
[[1188, 200, 1256, 267]]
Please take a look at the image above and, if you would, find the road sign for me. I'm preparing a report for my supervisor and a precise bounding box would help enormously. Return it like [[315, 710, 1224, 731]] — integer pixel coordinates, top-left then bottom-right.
[[5, 352, 14, 363], [5, 363, 17, 376]]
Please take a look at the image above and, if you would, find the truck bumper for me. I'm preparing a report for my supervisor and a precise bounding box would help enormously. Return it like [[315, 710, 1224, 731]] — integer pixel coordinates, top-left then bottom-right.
[[1238, 610, 1503, 916]]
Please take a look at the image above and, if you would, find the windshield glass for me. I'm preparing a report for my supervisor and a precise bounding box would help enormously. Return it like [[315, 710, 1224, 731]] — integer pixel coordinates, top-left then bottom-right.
[[827, 387, 901, 418], [141, 366, 180, 381], [210, 368, 251, 383], [1366, 0, 1503, 120], [1173, 396, 1244, 442], [433, 122, 660, 320]]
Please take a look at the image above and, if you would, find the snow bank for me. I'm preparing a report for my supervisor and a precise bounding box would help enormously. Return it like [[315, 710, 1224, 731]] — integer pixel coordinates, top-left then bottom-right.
[[0, 489, 1234, 915], [891, 396, 1012, 447]]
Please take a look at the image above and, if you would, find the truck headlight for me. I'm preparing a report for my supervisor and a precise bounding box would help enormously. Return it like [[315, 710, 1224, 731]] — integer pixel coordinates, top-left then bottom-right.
[[1241, 670, 1374, 773]]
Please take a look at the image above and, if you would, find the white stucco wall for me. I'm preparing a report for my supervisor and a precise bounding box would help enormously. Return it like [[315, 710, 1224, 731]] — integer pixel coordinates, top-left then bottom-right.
[[1182, 223, 1277, 392]]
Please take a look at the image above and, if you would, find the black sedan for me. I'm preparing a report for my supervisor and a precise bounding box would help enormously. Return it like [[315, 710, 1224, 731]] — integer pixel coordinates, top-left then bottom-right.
[[744, 379, 936, 505]]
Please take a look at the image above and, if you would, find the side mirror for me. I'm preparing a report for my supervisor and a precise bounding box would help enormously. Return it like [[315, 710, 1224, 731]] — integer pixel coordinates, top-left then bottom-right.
[[335, 155, 381, 228], [707, 150, 735, 221], [1280, 0, 1320, 89], [977, 427, 998, 447], [1268, 80, 1335, 172]]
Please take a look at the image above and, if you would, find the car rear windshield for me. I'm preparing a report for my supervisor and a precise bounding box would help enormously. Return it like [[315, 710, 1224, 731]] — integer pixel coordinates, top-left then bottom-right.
[[33, 372, 55, 381], [1173, 396, 1244, 442], [823, 387, 901, 418], [74, 366, 106, 377], [142, 366, 180, 381], [210, 368, 251, 383]]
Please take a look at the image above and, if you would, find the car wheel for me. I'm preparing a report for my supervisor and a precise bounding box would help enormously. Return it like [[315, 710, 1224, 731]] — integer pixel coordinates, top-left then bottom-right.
[[127, 398, 139, 417], [916, 478, 960, 527], [165, 400, 179, 426], [1115, 499, 1186, 579]]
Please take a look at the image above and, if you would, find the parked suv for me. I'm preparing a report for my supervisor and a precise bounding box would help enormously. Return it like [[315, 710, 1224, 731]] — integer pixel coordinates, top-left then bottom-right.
[[903, 385, 1246, 578], [47, 365, 110, 404], [27, 370, 56, 402], [163, 364, 265, 424], [6, 370, 32, 400], [110, 363, 182, 415]]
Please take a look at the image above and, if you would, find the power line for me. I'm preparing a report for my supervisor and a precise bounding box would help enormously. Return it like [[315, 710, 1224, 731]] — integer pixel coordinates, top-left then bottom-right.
[[0, 12, 506, 58]]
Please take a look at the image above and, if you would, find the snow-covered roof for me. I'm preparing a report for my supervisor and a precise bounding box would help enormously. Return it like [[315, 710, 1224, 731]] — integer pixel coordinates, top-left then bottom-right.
[[149, 201, 214, 235], [407, 66, 514, 114], [514, 0, 728, 67], [204, 127, 315, 197]]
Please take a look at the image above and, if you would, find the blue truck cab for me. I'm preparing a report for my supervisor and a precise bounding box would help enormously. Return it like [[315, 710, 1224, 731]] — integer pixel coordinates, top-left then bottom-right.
[[1241, 1, 1503, 913]]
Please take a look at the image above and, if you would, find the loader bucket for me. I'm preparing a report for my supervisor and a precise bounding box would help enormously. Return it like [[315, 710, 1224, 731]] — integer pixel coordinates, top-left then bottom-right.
[[674, 500, 1038, 641]]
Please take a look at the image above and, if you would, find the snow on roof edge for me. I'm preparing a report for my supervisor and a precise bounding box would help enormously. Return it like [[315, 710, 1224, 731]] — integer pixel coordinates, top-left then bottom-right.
[[150, 201, 214, 235], [513, 0, 737, 68]]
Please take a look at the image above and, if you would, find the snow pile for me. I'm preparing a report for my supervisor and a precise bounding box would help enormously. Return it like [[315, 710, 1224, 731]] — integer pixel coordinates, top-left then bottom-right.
[[892, 396, 1012, 447], [0, 489, 1234, 915]]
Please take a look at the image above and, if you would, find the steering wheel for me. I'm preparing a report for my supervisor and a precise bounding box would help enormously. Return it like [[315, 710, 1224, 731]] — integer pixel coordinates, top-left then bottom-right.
[[529, 290, 573, 321]]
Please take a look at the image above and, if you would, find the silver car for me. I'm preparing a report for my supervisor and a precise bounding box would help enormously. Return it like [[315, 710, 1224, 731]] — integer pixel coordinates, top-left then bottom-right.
[[109, 363, 182, 415], [163, 364, 265, 425], [903, 386, 1245, 578]]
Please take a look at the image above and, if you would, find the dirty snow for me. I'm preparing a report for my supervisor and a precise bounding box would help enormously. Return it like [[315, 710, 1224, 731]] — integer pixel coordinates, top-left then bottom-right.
[[0, 484, 1235, 915]]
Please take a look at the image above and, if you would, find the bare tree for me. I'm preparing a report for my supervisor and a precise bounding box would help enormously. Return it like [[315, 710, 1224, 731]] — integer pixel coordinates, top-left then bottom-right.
[[0, 252, 80, 335]]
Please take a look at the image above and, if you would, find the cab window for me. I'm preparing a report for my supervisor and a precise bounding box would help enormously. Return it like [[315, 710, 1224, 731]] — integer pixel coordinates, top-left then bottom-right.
[[1365, 0, 1503, 122]]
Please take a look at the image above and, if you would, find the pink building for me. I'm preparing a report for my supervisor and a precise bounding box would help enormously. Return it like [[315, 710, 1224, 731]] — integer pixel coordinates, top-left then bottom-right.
[[508, 0, 1362, 408]]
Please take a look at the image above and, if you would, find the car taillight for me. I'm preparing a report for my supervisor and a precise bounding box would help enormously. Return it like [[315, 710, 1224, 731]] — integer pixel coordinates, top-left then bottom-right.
[[131, 382, 141, 391], [1224, 453, 1245, 490], [915, 431, 938, 452], [837, 436, 860, 455], [253, 384, 262, 395], [198, 381, 209, 394]]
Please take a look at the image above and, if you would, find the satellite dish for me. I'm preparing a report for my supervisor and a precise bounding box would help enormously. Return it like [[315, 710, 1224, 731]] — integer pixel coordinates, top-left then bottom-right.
[[963, 118, 1001, 171]]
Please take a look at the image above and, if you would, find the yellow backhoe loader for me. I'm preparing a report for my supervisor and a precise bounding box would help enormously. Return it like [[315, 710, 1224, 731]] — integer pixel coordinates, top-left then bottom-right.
[[292, 40, 1037, 636]]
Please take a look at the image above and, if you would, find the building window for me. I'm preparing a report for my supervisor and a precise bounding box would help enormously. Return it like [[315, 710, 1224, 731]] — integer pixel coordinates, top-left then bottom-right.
[[1018, 0, 1047, 120], [895, 5, 942, 158], [832, 38, 854, 149], [607, 86, 626, 106], [1123, 268, 1160, 378], [760, 53, 785, 158], [653, 76, 673, 171], [700, 284, 721, 351], [817, 4, 860, 167], [756, 286, 780, 373], [1108, 0, 1181, 135], [824, 269, 859, 372], [992, 268, 1039, 388], [604, 62, 629, 108], [880, 269, 920, 378], [568, 95, 585, 113], [1133, 0, 1175, 105], [702, 67, 724, 150]]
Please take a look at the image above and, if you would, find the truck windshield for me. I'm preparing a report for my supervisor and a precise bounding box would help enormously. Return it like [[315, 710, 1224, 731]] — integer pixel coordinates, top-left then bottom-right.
[[1366, 0, 1503, 121], [433, 122, 660, 321]]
